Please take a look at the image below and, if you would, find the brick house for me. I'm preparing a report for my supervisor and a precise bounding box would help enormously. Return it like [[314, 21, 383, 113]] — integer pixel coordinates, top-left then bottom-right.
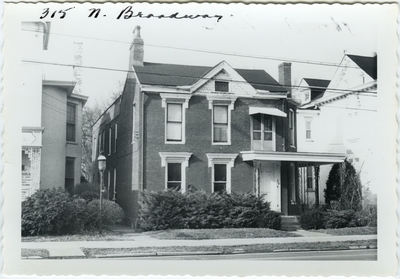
[[293, 54, 378, 204], [21, 22, 88, 200], [92, 26, 345, 226]]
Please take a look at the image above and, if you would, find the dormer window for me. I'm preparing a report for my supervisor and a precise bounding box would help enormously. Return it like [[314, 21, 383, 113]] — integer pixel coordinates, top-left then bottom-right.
[[215, 81, 229, 92]]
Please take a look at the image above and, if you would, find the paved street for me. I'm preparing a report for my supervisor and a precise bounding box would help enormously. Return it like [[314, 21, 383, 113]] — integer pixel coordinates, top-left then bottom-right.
[[118, 249, 377, 261]]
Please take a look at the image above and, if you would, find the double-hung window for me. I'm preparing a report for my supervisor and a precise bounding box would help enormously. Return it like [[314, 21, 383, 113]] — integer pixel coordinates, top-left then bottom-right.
[[159, 152, 192, 193], [114, 122, 118, 153], [66, 103, 76, 142], [213, 105, 229, 143], [166, 103, 183, 142], [161, 93, 191, 144], [305, 118, 312, 140], [167, 163, 182, 190], [108, 126, 112, 155], [289, 109, 295, 146], [206, 153, 237, 194], [213, 164, 227, 193]]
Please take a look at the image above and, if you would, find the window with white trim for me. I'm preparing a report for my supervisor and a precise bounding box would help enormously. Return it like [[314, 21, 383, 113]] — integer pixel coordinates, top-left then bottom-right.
[[114, 122, 118, 153], [161, 94, 191, 144], [213, 105, 229, 143], [108, 126, 112, 155], [206, 153, 237, 194], [167, 163, 182, 190], [305, 118, 312, 140], [113, 168, 117, 200], [166, 103, 183, 142], [107, 169, 111, 200], [159, 152, 192, 193], [289, 109, 295, 146], [66, 103, 76, 142]]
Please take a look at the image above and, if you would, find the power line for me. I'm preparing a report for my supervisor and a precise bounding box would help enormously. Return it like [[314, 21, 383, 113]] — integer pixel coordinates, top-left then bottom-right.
[[21, 27, 367, 70], [22, 59, 377, 95]]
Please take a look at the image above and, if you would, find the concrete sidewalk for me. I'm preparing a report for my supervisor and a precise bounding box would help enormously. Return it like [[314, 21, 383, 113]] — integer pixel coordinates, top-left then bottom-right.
[[21, 234, 377, 258]]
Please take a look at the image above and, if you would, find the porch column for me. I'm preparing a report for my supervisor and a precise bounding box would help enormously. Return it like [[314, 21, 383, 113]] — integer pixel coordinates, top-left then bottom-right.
[[314, 165, 320, 206], [253, 161, 261, 196]]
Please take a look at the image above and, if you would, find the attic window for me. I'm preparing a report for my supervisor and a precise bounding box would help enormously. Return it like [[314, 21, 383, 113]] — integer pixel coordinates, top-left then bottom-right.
[[215, 81, 229, 92]]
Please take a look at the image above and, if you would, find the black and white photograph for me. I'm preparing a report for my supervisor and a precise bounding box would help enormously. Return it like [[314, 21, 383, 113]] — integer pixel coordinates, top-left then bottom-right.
[[2, 2, 398, 276]]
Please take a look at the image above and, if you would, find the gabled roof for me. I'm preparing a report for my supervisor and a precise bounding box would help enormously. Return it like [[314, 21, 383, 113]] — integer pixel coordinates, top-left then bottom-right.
[[133, 62, 286, 92], [303, 78, 331, 101], [347, 54, 377, 80], [303, 78, 330, 90]]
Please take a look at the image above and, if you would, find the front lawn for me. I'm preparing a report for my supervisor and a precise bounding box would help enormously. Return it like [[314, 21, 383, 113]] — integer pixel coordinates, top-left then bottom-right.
[[82, 239, 377, 258], [148, 228, 299, 240], [22, 228, 298, 242], [316, 227, 377, 236], [21, 229, 138, 242], [21, 249, 49, 258]]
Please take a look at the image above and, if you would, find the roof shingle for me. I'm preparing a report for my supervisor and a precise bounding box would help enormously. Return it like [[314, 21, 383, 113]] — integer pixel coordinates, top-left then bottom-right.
[[133, 62, 286, 92]]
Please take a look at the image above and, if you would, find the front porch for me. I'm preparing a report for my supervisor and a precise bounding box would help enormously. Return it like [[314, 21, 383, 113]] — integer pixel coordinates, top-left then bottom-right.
[[241, 150, 346, 216]]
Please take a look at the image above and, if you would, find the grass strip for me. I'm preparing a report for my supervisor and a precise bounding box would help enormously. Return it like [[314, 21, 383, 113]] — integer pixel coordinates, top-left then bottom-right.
[[315, 227, 377, 236], [21, 248, 49, 258], [82, 239, 377, 258]]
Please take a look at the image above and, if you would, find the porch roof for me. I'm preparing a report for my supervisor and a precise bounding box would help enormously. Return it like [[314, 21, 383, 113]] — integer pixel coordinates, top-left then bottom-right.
[[240, 151, 346, 165]]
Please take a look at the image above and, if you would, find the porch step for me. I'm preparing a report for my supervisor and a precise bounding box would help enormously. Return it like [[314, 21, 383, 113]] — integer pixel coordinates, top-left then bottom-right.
[[280, 216, 301, 231]]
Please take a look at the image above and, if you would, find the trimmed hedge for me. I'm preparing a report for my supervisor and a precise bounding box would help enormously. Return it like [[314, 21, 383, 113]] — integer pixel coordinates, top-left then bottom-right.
[[138, 190, 281, 231], [298, 206, 377, 230]]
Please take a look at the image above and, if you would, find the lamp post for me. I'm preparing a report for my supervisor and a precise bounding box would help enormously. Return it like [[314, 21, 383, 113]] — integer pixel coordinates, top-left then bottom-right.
[[97, 155, 106, 233]]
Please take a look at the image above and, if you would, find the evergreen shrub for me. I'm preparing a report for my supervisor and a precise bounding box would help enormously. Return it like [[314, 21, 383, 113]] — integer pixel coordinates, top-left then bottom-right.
[[74, 182, 100, 202], [86, 199, 126, 228], [324, 210, 358, 228], [21, 188, 87, 236], [298, 206, 326, 230], [138, 190, 281, 231]]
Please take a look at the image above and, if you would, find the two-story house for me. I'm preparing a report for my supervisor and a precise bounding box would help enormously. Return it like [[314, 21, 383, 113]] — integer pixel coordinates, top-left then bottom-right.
[[92, 26, 345, 226], [293, 54, 378, 204], [21, 22, 88, 199]]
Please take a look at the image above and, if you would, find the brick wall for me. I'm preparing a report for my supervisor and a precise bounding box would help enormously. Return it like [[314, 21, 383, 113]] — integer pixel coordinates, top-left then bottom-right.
[[143, 94, 288, 193]]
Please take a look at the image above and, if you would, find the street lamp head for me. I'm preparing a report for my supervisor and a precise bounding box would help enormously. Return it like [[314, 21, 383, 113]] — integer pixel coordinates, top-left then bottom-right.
[[97, 155, 106, 172]]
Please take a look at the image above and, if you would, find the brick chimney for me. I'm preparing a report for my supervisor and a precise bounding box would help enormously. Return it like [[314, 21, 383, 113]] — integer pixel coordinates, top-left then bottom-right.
[[73, 42, 83, 95], [279, 62, 292, 95], [129, 26, 144, 68]]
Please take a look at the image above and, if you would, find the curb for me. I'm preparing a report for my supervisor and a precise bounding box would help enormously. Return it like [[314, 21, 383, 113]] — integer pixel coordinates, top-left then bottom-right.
[[273, 245, 376, 253]]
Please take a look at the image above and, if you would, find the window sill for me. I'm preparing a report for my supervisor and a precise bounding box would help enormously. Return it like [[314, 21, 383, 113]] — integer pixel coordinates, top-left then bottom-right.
[[305, 139, 314, 142], [66, 141, 78, 145], [307, 189, 315, 192], [212, 142, 231, 146], [165, 141, 185, 145]]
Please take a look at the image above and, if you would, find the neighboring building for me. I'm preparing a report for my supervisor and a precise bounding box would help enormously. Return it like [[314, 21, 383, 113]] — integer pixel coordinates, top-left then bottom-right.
[[21, 22, 88, 199], [92, 26, 345, 226], [294, 54, 378, 204]]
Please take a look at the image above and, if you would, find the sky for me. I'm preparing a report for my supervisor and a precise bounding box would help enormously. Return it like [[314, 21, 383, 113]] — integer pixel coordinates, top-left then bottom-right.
[[23, 3, 379, 108]]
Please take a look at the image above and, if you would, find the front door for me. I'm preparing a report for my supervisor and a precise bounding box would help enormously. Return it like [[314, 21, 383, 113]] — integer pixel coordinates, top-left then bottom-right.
[[260, 162, 281, 212]]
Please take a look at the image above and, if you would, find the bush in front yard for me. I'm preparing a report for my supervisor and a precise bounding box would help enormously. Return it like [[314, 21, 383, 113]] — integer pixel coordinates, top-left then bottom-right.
[[138, 190, 278, 231], [85, 199, 125, 228], [22, 188, 87, 236], [324, 210, 358, 228], [73, 182, 100, 202], [260, 210, 282, 230], [298, 206, 326, 230]]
